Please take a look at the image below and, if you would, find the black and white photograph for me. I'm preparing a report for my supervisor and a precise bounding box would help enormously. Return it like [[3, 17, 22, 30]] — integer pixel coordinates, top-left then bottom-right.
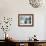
[[18, 14, 34, 26]]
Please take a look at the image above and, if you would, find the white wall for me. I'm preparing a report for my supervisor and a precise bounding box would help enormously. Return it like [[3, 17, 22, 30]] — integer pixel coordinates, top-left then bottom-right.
[[0, 0, 46, 40]]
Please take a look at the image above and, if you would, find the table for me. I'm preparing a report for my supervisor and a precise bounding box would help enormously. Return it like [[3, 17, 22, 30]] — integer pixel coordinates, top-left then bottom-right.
[[5, 39, 46, 46]]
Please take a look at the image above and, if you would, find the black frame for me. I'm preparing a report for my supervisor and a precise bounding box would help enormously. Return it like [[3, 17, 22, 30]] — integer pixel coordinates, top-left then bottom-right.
[[18, 14, 34, 27]]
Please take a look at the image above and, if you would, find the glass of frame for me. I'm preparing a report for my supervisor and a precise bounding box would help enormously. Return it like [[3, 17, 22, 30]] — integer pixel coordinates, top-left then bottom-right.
[[18, 14, 34, 27]]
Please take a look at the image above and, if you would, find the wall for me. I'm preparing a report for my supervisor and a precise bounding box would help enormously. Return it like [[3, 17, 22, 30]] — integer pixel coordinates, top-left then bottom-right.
[[0, 0, 46, 40]]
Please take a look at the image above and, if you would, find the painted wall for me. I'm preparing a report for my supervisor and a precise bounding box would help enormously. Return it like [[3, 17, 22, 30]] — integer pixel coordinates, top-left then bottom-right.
[[0, 0, 46, 40]]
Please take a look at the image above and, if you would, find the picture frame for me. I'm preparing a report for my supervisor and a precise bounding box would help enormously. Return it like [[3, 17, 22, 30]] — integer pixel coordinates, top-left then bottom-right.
[[18, 14, 34, 27]]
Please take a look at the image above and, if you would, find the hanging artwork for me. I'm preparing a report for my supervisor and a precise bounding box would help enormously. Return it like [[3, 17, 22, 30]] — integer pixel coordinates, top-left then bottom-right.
[[18, 14, 34, 27], [29, 0, 44, 8]]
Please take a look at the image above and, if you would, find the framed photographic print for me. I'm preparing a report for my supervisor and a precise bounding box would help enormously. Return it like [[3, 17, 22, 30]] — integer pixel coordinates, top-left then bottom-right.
[[18, 14, 34, 27]]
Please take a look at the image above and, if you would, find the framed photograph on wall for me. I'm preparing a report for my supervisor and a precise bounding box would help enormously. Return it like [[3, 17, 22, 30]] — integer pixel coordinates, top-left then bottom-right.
[[18, 14, 34, 27]]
